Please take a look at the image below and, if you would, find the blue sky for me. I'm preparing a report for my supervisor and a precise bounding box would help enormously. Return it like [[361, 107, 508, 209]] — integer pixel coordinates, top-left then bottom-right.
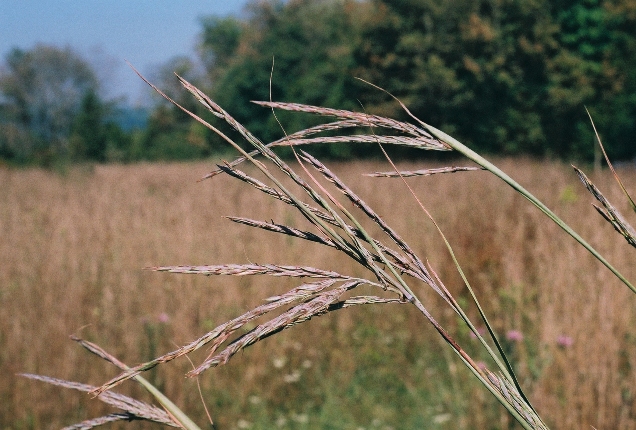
[[0, 1, 251, 104]]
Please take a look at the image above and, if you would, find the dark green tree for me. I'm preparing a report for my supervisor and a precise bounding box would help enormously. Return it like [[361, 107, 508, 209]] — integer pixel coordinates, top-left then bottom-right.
[[199, 16, 243, 75], [199, 0, 370, 158], [581, 0, 636, 160], [353, 0, 565, 156], [139, 55, 213, 160], [356, 0, 636, 159], [151, 0, 636, 161], [70, 90, 108, 161], [0, 44, 99, 161]]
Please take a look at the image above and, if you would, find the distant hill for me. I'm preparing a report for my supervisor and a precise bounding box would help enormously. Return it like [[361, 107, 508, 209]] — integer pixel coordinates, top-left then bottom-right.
[[109, 106, 149, 131]]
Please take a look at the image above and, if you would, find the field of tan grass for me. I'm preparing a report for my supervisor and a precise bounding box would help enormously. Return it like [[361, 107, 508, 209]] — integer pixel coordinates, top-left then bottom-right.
[[3, 158, 636, 429]]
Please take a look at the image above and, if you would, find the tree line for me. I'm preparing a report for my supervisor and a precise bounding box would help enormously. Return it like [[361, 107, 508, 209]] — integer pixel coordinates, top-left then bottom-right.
[[2, 0, 635, 165]]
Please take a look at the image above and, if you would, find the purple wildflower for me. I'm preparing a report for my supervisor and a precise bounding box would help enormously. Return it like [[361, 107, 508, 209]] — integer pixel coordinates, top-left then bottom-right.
[[506, 330, 524, 342], [556, 335, 573, 348]]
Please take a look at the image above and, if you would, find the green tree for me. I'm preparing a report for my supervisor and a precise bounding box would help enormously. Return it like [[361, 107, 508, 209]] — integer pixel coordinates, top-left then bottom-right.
[[153, 0, 636, 161], [354, 0, 636, 160], [586, 0, 636, 160], [69, 89, 132, 162], [139, 55, 213, 160], [199, 16, 243, 76], [0, 44, 99, 161], [199, 0, 369, 158], [353, 0, 562, 155], [70, 90, 108, 161]]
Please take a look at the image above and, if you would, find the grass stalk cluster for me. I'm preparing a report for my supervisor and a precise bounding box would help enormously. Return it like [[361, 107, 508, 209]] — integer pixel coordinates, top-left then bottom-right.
[[20, 74, 636, 429]]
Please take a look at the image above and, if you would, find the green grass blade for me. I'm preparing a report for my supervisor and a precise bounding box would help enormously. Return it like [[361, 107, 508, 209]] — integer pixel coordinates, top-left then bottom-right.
[[133, 375, 202, 430], [422, 122, 636, 295]]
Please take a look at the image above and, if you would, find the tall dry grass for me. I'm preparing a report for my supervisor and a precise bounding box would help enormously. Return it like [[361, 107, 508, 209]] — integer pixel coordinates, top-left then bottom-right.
[[3, 158, 636, 428]]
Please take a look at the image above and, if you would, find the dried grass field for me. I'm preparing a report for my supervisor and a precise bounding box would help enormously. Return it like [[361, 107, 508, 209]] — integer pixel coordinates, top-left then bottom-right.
[[3, 158, 636, 429]]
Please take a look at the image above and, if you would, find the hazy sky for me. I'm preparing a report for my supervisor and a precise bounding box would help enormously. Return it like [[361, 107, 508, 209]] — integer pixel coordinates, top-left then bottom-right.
[[0, 1, 252, 104]]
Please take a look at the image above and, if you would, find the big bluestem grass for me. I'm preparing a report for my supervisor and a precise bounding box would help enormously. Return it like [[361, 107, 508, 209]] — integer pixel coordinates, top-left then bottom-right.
[[20, 73, 636, 429]]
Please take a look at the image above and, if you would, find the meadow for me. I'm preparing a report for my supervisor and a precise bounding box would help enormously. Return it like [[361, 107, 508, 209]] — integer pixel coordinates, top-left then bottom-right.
[[2, 158, 636, 429]]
